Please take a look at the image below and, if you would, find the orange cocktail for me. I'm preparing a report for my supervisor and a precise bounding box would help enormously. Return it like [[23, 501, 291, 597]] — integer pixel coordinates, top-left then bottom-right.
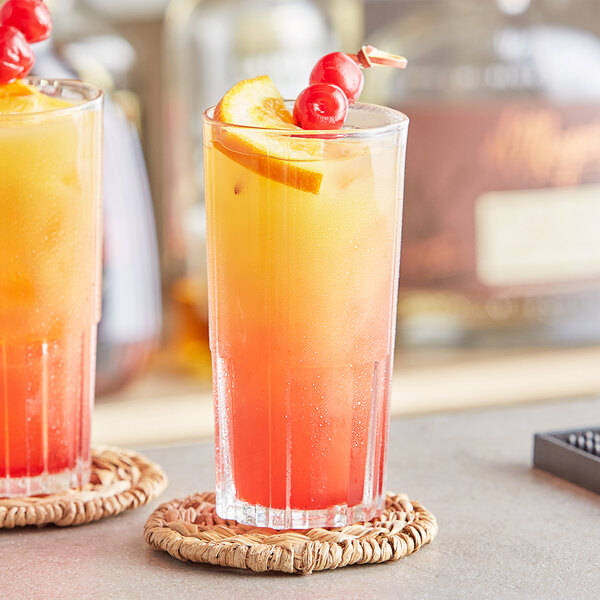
[[203, 80, 408, 528], [0, 79, 102, 497]]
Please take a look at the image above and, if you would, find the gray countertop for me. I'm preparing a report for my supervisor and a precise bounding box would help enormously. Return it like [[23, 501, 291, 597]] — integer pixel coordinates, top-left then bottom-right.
[[2, 396, 600, 599]]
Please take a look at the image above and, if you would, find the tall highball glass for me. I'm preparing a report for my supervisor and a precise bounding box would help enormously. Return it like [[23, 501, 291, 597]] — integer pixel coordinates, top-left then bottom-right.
[[203, 102, 408, 528], [0, 79, 103, 497]]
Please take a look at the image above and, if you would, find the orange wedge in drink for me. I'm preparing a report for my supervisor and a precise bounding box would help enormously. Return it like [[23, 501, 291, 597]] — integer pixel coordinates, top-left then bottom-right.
[[212, 75, 323, 194], [0, 80, 71, 112]]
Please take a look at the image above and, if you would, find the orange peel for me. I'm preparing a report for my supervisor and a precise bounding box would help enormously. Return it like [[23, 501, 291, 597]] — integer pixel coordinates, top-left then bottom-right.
[[212, 75, 323, 194]]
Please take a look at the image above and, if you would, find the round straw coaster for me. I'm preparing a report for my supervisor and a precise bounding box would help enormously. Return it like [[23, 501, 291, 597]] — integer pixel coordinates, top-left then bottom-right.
[[0, 447, 168, 529], [144, 492, 438, 574]]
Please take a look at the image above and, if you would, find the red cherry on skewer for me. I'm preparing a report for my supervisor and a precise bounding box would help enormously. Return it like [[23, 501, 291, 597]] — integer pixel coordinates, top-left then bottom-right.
[[309, 52, 364, 104], [0, 0, 52, 44], [293, 83, 349, 130], [0, 25, 34, 84]]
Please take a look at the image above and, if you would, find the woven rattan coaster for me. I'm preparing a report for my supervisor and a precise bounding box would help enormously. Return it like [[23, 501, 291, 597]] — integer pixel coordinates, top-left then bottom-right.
[[144, 491, 438, 574], [0, 447, 168, 528]]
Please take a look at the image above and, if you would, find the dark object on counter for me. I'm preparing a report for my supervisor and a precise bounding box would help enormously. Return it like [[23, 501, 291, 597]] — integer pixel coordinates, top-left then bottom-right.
[[567, 430, 600, 456], [533, 427, 600, 495]]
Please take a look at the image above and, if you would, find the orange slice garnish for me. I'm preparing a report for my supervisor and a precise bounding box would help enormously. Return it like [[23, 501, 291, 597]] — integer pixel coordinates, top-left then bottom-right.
[[0, 80, 72, 113], [212, 75, 323, 194], [0, 80, 36, 98]]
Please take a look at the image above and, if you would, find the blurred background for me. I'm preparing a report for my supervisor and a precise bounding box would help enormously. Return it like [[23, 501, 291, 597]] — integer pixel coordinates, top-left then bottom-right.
[[39, 0, 600, 446]]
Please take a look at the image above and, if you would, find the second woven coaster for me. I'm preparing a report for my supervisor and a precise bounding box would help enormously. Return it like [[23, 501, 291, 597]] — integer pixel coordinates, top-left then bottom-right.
[[0, 447, 168, 528], [144, 491, 438, 574]]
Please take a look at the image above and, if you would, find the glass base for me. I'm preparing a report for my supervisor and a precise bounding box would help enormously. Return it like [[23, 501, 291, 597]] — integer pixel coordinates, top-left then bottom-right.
[[216, 489, 385, 529], [0, 460, 91, 498]]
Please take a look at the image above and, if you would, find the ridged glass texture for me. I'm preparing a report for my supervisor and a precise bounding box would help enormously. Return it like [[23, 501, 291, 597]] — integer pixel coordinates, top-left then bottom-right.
[[203, 103, 408, 528], [0, 79, 103, 498]]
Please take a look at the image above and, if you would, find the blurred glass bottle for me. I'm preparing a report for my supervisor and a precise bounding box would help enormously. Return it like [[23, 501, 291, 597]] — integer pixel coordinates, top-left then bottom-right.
[[364, 0, 600, 347], [163, 0, 362, 377], [49, 0, 162, 393]]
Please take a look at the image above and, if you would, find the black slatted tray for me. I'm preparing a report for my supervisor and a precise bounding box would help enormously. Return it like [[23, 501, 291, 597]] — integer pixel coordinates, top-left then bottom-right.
[[533, 427, 600, 495]]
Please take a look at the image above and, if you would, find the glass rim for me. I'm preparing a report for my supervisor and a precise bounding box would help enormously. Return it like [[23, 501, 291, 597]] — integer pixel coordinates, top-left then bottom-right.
[[0, 77, 103, 122], [203, 101, 409, 138]]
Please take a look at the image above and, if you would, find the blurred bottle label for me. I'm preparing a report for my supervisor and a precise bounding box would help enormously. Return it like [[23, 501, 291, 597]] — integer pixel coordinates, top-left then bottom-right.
[[400, 102, 600, 295], [481, 107, 600, 187], [476, 184, 600, 287]]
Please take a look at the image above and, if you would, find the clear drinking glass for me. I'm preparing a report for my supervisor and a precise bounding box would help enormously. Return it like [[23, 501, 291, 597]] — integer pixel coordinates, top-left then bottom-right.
[[203, 102, 408, 528], [0, 79, 103, 497]]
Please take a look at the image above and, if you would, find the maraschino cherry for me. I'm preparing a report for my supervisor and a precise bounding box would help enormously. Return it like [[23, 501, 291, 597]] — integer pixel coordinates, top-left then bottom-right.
[[0, 0, 52, 43], [0, 0, 53, 84], [309, 52, 364, 104], [294, 45, 407, 130], [293, 83, 348, 130], [0, 25, 34, 83]]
